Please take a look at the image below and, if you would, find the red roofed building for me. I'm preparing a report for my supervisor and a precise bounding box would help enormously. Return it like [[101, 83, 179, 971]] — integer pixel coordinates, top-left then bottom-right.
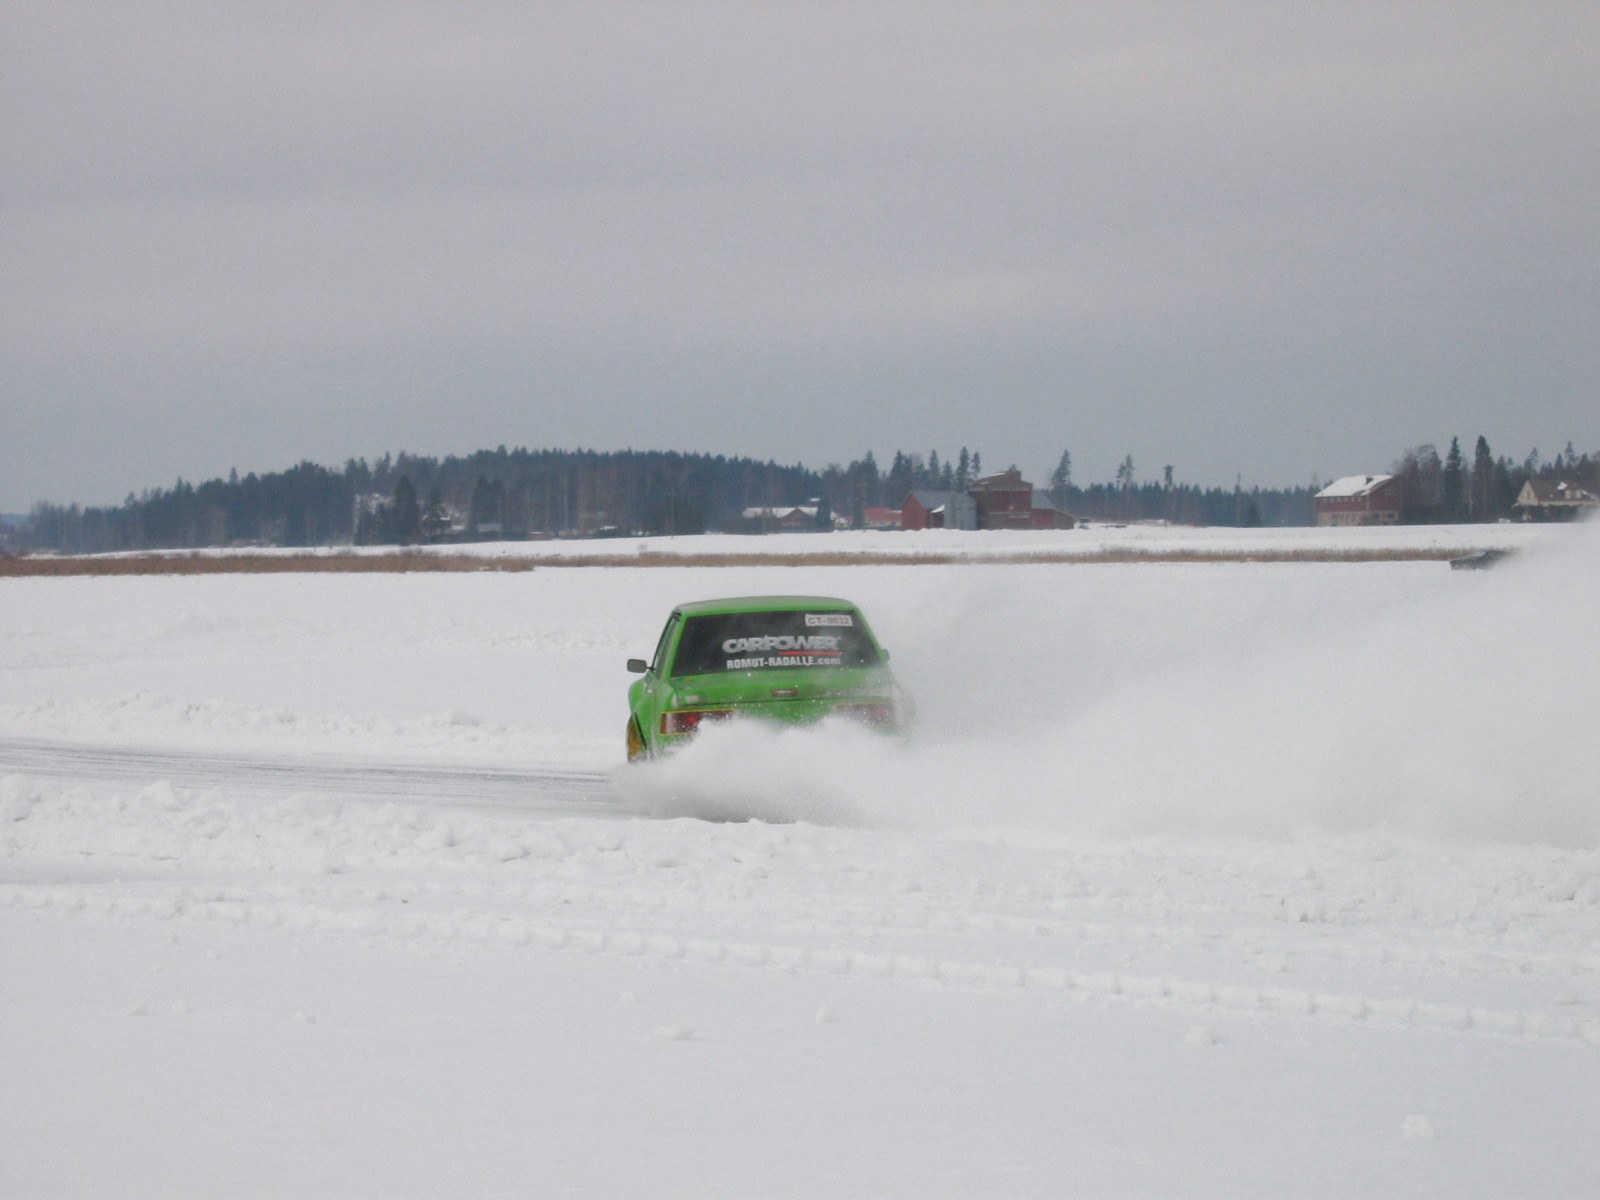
[[900, 490, 952, 531], [1314, 475, 1403, 526], [900, 470, 1076, 531], [1029, 501, 1076, 530], [968, 470, 1034, 529]]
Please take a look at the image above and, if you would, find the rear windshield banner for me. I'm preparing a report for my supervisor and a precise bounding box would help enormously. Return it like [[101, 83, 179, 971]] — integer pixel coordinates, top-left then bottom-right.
[[721, 633, 843, 671], [671, 611, 878, 675]]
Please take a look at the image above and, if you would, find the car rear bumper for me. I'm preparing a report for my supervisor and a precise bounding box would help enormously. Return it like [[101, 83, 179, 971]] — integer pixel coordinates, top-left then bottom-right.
[[652, 699, 908, 747]]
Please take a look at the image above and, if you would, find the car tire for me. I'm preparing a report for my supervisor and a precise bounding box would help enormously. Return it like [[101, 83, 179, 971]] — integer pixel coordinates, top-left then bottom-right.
[[626, 718, 646, 761]]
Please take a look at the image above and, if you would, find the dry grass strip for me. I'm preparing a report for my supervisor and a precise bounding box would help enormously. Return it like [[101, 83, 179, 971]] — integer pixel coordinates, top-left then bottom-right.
[[1, 546, 1468, 576]]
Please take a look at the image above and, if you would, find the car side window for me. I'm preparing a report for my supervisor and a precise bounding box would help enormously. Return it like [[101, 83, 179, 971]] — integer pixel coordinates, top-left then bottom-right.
[[650, 614, 679, 675]]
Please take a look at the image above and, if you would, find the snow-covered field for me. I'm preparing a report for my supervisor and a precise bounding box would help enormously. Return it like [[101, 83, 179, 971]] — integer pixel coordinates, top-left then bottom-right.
[[3, 524, 1598, 1197], [89, 516, 1561, 563]]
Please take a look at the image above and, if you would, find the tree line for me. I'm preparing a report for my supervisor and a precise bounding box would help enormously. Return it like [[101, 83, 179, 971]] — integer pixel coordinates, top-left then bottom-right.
[[20, 449, 816, 554], [1035, 450, 1314, 526], [1389, 437, 1596, 523], [9, 436, 1594, 553]]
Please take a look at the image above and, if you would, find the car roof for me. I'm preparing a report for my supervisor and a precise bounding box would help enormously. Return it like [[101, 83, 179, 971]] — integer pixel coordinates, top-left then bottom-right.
[[671, 595, 861, 617]]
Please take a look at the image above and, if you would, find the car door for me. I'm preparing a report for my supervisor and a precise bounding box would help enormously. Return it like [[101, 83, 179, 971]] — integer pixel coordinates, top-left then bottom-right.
[[633, 612, 681, 749]]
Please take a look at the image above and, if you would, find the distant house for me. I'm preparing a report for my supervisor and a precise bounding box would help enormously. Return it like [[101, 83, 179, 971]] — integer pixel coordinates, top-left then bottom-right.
[[741, 505, 819, 531], [1513, 479, 1600, 521], [421, 507, 458, 542], [900, 469, 1076, 531], [1314, 475, 1402, 526], [860, 506, 901, 530], [900, 491, 952, 531]]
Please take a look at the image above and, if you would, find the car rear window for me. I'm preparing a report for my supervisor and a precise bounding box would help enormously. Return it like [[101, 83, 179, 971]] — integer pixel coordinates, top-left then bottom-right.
[[671, 610, 879, 676]]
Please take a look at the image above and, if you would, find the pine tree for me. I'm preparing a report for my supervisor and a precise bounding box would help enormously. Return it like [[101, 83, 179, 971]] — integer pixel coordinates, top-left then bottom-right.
[[423, 486, 449, 540], [1048, 449, 1072, 508], [1470, 435, 1494, 518], [1393, 445, 1443, 522], [955, 448, 971, 490], [392, 476, 421, 545], [970, 451, 981, 478], [846, 451, 880, 523], [1493, 457, 1515, 514], [909, 453, 928, 490], [884, 452, 915, 508], [1442, 436, 1464, 521], [860, 451, 880, 506], [469, 475, 492, 531]]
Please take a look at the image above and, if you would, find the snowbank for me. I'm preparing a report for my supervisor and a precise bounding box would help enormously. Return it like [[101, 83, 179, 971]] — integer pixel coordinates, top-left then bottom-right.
[[71, 517, 1563, 564]]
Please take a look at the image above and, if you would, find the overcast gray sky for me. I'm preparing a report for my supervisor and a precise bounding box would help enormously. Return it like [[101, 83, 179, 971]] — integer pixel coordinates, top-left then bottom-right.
[[4, 2, 1597, 509]]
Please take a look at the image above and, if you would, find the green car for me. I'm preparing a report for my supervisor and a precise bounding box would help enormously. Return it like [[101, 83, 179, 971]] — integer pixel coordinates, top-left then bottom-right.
[[625, 595, 907, 759]]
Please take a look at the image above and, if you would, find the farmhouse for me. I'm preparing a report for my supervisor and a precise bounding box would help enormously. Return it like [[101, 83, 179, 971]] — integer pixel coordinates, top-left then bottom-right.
[[1314, 475, 1402, 526], [1513, 479, 1600, 521], [741, 505, 820, 531]]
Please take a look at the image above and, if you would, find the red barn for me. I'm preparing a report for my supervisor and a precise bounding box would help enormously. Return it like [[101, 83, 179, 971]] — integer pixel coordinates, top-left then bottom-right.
[[1029, 502, 1076, 530], [901, 471, 1077, 531], [1314, 475, 1402, 526], [900, 490, 952, 530], [969, 470, 1035, 530]]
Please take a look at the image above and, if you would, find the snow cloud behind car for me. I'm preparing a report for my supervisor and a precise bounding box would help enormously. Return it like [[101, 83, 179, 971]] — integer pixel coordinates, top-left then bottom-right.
[[625, 522, 1600, 846]]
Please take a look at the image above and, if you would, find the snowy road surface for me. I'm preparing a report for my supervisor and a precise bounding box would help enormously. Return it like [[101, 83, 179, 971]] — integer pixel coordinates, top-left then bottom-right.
[[0, 735, 617, 816], [3, 531, 1599, 1197]]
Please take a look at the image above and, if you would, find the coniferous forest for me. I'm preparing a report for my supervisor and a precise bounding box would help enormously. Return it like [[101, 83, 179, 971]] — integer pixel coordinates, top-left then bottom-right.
[[8, 436, 1595, 554]]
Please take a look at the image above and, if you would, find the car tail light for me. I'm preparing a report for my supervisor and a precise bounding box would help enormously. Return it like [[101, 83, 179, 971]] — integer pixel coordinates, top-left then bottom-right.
[[834, 702, 897, 726], [661, 709, 733, 736]]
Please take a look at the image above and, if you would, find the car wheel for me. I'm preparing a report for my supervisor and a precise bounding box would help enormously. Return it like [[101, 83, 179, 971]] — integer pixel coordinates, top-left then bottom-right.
[[626, 718, 646, 761]]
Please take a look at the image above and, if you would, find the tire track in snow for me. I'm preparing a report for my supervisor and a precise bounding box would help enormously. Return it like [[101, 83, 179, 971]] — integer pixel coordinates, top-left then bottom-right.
[[0, 736, 617, 816], [6, 882, 1597, 1051]]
